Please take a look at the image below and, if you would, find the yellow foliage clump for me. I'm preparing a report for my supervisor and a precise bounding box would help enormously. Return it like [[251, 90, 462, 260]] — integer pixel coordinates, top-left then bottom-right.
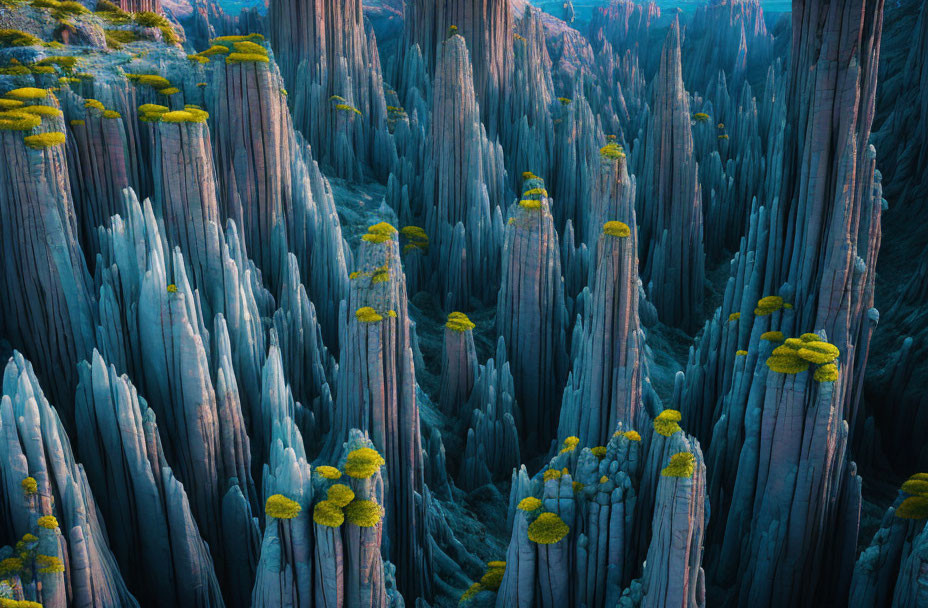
[[138, 103, 168, 122], [600, 475, 609, 484], [355, 307, 383, 323], [559, 436, 580, 454], [315, 465, 341, 480], [36, 515, 58, 529], [895, 496, 928, 520], [5, 87, 50, 100], [519, 198, 542, 210], [518, 496, 542, 511], [523, 187, 548, 198], [362, 221, 397, 243], [265, 494, 301, 519], [166, 283, 178, 293], [653, 409, 682, 437], [344, 499, 383, 527], [522, 171, 539, 181], [736, 350, 748, 356], [23, 131, 66, 148], [527, 512, 569, 545], [693, 112, 710, 121], [572, 481, 585, 493], [479, 563, 505, 591], [603, 221, 630, 238], [661, 452, 695, 478], [21, 477, 37, 495], [446, 312, 475, 332], [599, 142, 625, 160], [36, 554, 64, 574], [796, 340, 840, 364], [761, 331, 784, 342], [754, 295, 784, 316], [344, 447, 385, 479], [461, 582, 483, 603], [0, 99, 25, 110], [591, 446, 607, 459], [800, 333, 821, 342], [0, 557, 23, 576], [813, 363, 839, 383], [312, 499, 344, 527], [160, 108, 209, 123], [542, 468, 562, 482], [765, 353, 809, 374], [159, 87, 180, 96], [901, 477, 928, 496], [326, 484, 355, 507], [728, 312, 741, 321]]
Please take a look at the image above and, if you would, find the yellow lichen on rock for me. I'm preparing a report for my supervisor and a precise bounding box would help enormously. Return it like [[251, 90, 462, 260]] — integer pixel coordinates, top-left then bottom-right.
[[603, 221, 631, 237], [355, 307, 383, 323]]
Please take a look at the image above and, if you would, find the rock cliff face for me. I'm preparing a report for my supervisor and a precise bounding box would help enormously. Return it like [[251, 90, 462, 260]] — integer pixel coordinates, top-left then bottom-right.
[[636, 18, 705, 332], [497, 192, 569, 454], [0, 352, 137, 607], [0, 94, 96, 425], [402, 0, 513, 136], [268, 0, 393, 179], [330, 223, 432, 600], [422, 34, 507, 310]]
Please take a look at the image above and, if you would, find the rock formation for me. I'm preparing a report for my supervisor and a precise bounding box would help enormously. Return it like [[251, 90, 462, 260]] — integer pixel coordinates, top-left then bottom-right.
[[636, 18, 705, 332], [497, 191, 569, 453]]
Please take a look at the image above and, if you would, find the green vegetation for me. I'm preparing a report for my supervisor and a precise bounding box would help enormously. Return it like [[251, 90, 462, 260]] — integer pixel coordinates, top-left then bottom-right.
[[653, 409, 682, 437], [623, 430, 641, 441], [134, 11, 177, 44], [265, 494, 301, 519], [478, 562, 505, 591], [766, 334, 839, 376], [160, 108, 208, 123], [5, 87, 50, 100], [518, 198, 542, 210], [335, 103, 361, 115], [212, 33, 263, 44], [559, 436, 579, 454], [761, 331, 784, 342], [105, 29, 138, 48], [125, 73, 172, 90], [542, 468, 563, 482], [445, 312, 475, 332], [728, 312, 741, 321], [517, 496, 541, 512], [24, 132, 66, 148], [344, 499, 383, 527], [591, 446, 607, 459], [0, 110, 41, 130], [400, 225, 429, 254], [0, 29, 42, 46], [599, 142, 625, 160], [312, 500, 344, 527], [558, 97, 571, 105], [31, 0, 89, 18], [736, 350, 748, 356], [21, 477, 37, 495], [35, 554, 63, 574], [344, 447, 385, 479], [661, 452, 696, 477], [693, 112, 710, 122], [20, 105, 61, 119], [36, 515, 58, 529], [813, 363, 838, 382], [137, 103, 168, 122], [603, 220, 630, 238], [527, 512, 569, 544], [37, 55, 77, 70], [69, 119, 83, 126]]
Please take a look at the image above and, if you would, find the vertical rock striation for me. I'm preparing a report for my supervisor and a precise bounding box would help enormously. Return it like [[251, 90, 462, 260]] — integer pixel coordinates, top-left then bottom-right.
[[0, 352, 138, 607], [402, 0, 513, 136], [558, 213, 643, 448], [636, 18, 704, 332], [75, 350, 229, 608], [0, 91, 96, 427], [330, 222, 432, 600], [422, 33, 507, 310], [497, 195, 569, 454], [268, 0, 393, 179]]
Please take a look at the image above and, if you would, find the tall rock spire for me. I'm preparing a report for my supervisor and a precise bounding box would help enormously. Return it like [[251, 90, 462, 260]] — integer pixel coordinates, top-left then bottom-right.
[[637, 17, 705, 332], [423, 33, 507, 310], [558, 214, 643, 448], [402, 0, 513, 135], [268, 0, 393, 179], [331, 222, 432, 600], [497, 191, 569, 453], [0, 91, 95, 426]]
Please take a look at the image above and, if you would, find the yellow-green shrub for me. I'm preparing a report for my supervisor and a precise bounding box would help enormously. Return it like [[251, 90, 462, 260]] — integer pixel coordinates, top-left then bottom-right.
[[446, 312, 475, 332], [653, 409, 682, 436], [527, 512, 569, 544], [518, 496, 541, 511], [344, 499, 383, 527], [603, 221, 630, 237], [355, 307, 383, 323], [265, 494, 301, 519], [326, 484, 355, 507], [312, 500, 344, 527], [24, 131, 66, 148], [661, 452, 695, 478], [344, 447, 385, 479], [315, 465, 341, 480]]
